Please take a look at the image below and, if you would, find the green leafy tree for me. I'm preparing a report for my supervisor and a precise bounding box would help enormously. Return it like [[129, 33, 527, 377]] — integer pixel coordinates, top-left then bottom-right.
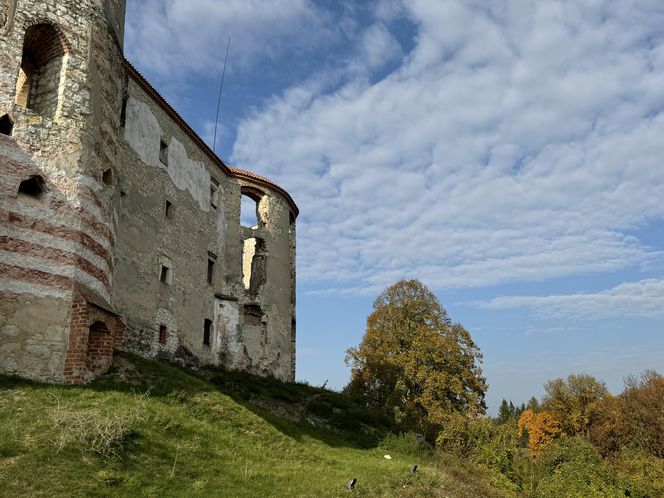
[[345, 279, 487, 438], [542, 374, 608, 436]]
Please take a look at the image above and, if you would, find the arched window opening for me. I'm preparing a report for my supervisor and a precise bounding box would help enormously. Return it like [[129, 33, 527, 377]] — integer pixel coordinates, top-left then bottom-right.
[[89, 320, 109, 333], [241, 194, 259, 228], [15, 23, 67, 118], [240, 187, 265, 228], [0, 114, 13, 135], [18, 175, 46, 198]]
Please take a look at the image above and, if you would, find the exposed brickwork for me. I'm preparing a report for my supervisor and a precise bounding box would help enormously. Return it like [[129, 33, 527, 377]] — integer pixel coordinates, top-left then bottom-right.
[[63, 291, 124, 384], [0, 262, 73, 290], [0, 236, 110, 288], [1, 209, 113, 267]]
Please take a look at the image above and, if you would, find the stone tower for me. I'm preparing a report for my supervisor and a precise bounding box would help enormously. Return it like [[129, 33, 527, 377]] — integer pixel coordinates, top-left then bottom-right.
[[0, 0, 128, 383]]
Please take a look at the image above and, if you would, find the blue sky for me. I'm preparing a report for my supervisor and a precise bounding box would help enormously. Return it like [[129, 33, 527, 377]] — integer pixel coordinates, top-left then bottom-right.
[[125, 0, 664, 413]]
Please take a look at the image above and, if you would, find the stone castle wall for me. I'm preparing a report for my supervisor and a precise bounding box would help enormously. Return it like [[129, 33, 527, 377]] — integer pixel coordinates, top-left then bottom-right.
[[0, 0, 297, 383]]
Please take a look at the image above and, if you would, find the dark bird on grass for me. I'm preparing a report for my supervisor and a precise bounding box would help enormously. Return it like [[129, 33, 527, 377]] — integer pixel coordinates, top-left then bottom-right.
[[410, 465, 418, 473], [347, 478, 357, 491]]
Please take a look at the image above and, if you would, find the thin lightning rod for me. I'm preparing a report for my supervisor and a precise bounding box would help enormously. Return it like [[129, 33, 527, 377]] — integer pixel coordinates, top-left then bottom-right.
[[213, 34, 231, 154]]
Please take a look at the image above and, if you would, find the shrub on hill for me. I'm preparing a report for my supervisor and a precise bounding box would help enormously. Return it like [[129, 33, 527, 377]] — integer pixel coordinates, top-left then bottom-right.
[[380, 431, 433, 458], [436, 414, 520, 482], [532, 437, 626, 498]]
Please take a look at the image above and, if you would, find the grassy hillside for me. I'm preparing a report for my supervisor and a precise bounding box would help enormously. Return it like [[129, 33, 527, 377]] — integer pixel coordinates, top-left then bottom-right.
[[0, 353, 512, 497]]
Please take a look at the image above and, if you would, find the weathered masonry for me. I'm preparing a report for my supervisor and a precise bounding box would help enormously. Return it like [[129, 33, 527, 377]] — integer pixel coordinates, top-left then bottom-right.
[[0, 0, 297, 384]]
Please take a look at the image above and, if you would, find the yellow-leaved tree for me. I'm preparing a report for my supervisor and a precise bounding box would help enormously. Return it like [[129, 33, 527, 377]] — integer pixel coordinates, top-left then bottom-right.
[[517, 409, 561, 455], [344, 279, 487, 439]]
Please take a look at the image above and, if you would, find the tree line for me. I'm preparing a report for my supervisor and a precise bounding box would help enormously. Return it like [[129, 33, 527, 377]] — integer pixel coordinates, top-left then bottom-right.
[[344, 279, 664, 496]]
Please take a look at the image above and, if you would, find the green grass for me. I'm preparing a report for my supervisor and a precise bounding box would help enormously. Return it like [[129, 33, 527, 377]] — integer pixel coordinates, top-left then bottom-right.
[[0, 353, 513, 497]]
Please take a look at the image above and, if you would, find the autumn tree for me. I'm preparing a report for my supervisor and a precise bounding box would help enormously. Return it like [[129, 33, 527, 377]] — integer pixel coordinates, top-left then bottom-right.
[[344, 279, 486, 439], [542, 374, 608, 436], [589, 370, 664, 457], [517, 409, 561, 455]]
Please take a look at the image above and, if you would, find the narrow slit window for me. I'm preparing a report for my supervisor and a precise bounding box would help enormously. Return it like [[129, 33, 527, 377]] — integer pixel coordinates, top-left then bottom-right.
[[203, 319, 212, 346], [289, 211, 296, 234], [158, 325, 168, 344], [102, 168, 112, 186], [165, 200, 173, 219], [207, 256, 215, 285], [160, 264, 170, 284], [159, 138, 168, 165]]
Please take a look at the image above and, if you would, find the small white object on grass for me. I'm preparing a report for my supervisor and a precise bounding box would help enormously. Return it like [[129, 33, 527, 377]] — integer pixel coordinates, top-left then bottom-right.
[[384, 455, 392, 460]]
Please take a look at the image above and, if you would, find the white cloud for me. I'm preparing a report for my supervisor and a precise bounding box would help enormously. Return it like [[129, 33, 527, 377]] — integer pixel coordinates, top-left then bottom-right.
[[484, 278, 664, 318], [224, 1, 664, 295], [355, 24, 403, 72], [125, 0, 332, 78]]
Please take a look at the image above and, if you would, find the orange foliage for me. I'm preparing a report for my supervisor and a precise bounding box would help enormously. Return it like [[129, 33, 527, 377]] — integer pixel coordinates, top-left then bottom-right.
[[517, 409, 561, 455]]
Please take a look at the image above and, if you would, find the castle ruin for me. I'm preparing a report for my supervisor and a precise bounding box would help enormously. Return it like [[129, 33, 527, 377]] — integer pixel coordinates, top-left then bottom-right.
[[0, 0, 297, 383]]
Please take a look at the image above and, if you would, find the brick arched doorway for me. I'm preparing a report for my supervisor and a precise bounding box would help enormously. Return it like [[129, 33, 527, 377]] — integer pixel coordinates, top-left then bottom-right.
[[86, 320, 113, 377], [63, 290, 124, 384]]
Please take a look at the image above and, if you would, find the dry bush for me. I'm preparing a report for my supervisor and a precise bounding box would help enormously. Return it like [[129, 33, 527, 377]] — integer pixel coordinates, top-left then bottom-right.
[[50, 393, 148, 459]]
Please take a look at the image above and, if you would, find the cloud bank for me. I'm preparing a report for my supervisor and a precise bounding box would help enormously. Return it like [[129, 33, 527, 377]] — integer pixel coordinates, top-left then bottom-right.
[[230, 0, 664, 295], [484, 278, 664, 318]]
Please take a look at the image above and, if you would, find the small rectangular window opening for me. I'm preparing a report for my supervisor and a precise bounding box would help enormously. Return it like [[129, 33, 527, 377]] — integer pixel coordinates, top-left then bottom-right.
[[210, 178, 219, 209], [159, 138, 168, 165], [160, 264, 170, 284], [203, 319, 212, 346], [165, 200, 173, 219], [207, 258, 215, 285], [159, 325, 168, 344]]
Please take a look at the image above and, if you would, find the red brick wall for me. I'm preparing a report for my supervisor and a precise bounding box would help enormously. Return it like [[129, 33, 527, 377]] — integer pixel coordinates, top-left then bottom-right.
[[63, 292, 124, 384]]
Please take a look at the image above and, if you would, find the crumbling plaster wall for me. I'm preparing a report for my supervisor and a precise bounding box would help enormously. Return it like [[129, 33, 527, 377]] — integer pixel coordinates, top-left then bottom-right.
[[117, 77, 296, 380], [0, 292, 70, 382], [116, 80, 239, 366]]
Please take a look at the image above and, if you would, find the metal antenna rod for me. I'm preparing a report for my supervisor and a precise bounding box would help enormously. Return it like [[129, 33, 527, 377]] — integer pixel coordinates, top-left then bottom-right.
[[213, 34, 231, 154]]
